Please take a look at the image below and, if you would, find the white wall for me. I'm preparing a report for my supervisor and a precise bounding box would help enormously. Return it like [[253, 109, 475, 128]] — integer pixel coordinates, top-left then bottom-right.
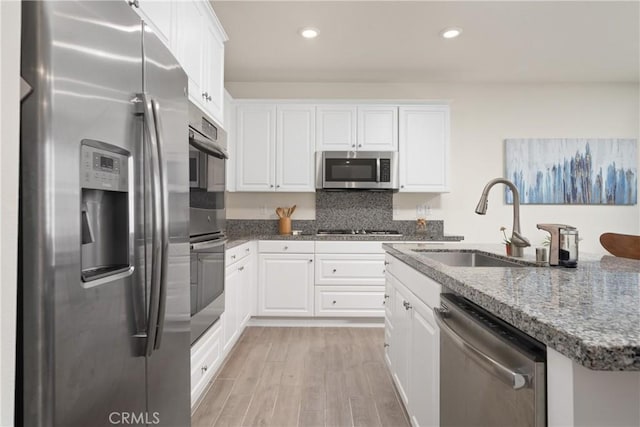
[[0, 2, 21, 426], [226, 82, 640, 254]]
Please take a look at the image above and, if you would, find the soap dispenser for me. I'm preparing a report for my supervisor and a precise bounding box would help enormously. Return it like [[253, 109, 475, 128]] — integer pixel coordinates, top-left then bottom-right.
[[537, 224, 579, 268]]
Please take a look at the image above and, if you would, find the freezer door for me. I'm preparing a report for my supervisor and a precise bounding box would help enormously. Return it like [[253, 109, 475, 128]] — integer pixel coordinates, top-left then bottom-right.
[[20, 1, 148, 426], [141, 21, 191, 427]]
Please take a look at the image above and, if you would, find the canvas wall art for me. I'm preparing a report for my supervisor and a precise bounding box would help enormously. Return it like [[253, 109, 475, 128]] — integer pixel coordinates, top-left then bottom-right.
[[505, 138, 637, 205]]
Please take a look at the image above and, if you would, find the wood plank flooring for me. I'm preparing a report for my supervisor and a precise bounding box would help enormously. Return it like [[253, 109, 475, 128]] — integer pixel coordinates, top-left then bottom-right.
[[192, 327, 410, 427]]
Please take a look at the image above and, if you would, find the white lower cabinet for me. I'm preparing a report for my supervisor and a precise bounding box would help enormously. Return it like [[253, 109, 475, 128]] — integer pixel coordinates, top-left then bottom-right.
[[258, 247, 314, 316], [314, 285, 385, 317], [190, 321, 222, 407], [386, 253, 441, 427]]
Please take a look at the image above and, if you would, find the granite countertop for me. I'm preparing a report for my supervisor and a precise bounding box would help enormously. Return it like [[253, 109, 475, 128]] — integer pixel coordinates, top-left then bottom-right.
[[382, 243, 640, 371], [226, 233, 465, 249]]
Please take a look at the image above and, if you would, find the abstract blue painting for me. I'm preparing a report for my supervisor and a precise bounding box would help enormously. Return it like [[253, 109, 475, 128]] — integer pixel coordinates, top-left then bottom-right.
[[505, 138, 637, 205]]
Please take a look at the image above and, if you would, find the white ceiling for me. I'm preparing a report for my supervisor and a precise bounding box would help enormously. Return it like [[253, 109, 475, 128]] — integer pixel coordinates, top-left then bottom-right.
[[212, 1, 640, 84]]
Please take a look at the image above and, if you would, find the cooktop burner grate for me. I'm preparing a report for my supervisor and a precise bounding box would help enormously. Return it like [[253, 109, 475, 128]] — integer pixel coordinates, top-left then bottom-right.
[[316, 229, 402, 236]]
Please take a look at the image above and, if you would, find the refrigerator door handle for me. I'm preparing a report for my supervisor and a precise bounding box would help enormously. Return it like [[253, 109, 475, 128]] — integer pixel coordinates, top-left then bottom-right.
[[136, 92, 163, 357], [151, 98, 169, 351]]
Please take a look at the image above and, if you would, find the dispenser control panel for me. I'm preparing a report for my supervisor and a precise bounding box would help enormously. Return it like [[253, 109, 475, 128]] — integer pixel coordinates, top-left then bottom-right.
[[81, 144, 128, 192]]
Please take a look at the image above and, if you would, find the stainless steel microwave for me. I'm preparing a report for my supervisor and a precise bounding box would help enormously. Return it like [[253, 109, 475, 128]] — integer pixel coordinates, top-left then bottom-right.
[[316, 151, 399, 190]]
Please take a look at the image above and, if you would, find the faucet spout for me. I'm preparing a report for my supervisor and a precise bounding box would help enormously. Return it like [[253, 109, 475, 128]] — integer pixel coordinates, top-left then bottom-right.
[[475, 178, 531, 257]]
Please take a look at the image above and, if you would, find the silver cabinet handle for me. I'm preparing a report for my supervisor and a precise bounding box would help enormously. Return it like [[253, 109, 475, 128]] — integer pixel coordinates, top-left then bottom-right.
[[401, 185, 405, 189], [433, 307, 528, 390], [332, 300, 337, 305], [384, 260, 390, 266], [308, 259, 313, 263], [384, 343, 390, 348], [128, 0, 139, 7], [358, 144, 362, 148], [207, 95, 212, 101], [384, 294, 390, 299], [403, 301, 411, 310], [202, 91, 208, 99], [382, 269, 385, 274], [238, 266, 245, 272], [284, 246, 288, 250], [276, 184, 280, 188], [231, 254, 236, 259], [332, 269, 337, 273], [245, 248, 250, 253], [201, 365, 208, 373], [270, 184, 274, 188]]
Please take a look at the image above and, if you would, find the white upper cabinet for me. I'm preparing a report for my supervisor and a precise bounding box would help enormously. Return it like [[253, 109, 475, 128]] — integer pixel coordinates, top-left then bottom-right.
[[174, 0, 227, 124], [316, 106, 358, 151], [135, 0, 174, 48], [235, 104, 276, 191], [316, 105, 398, 152], [357, 106, 398, 151], [398, 105, 450, 192], [235, 103, 315, 192], [276, 105, 316, 191]]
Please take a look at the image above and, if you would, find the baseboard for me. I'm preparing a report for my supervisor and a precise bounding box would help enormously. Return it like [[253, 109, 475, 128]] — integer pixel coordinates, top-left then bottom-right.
[[247, 316, 384, 327]]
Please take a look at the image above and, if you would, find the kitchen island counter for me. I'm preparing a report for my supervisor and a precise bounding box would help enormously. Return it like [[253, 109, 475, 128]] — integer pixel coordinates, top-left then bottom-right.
[[383, 243, 640, 371]]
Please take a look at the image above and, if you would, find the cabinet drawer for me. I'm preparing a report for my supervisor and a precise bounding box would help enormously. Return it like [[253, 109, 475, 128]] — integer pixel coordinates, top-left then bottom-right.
[[315, 254, 386, 285], [314, 286, 385, 317], [258, 240, 314, 253], [315, 241, 385, 254], [226, 242, 252, 266], [190, 322, 222, 407]]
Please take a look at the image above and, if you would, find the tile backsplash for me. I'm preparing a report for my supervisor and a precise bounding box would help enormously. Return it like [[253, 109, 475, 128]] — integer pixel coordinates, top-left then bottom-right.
[[315, 190, 393, 230]]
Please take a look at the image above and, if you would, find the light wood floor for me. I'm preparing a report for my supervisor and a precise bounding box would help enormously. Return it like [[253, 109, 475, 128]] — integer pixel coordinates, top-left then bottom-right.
[[192, 326, 410, 427]]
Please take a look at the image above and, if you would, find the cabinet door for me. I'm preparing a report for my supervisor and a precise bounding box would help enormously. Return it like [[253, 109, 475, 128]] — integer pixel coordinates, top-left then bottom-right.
[[390, 282, 412, 406], [136, 0, 174, 48], [357, 106, 398, 151], [236, 104, 276, 191], [202, 7, 225, 124], [316, 105, 357, 151], [174, 1, 206, 110], [258, 253, 314, 316], [237, 255, 253, 327], [223, 264, 239, 352], [409, 296, 439, 427], [276, 105, 316, 192], [398, 106, 449, 192]]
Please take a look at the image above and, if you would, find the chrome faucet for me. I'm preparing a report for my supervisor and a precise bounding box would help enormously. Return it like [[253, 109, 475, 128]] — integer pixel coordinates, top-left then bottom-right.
[[475, 178, 531, 257]]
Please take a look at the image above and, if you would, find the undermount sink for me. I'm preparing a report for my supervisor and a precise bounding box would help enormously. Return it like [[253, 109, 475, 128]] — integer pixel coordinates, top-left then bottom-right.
[[413, 250, 529, 268]]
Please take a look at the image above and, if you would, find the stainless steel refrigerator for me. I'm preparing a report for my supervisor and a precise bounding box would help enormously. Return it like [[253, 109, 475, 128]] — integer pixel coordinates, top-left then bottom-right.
[[19, 1, 190, 426]]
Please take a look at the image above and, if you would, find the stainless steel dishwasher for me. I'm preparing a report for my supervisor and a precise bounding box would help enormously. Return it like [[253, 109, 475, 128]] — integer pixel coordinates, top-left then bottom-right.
[[434, 293, 546, 427]]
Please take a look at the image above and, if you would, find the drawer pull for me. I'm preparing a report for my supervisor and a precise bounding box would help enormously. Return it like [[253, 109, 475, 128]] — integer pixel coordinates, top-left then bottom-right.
[[384, 261, 390, 266], [384, 294, 390, 299], [332, 269, 337, 273], [332, 300, 337, 305], [403, 301, 412, 310], [309, 259, 313, 263], [231, 255, 236, 259], [238, 266, 244, 272], [384, 343, 390, 348], [245, 248, 250, 253], [382, 269, 385, 274], [284, 246, 288, 250], [201, 365, 208, 373]]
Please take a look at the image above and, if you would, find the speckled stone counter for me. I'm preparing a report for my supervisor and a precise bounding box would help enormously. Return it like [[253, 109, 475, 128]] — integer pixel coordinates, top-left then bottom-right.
[[382, 243, 640, 371], [226, 234, 464, 249]]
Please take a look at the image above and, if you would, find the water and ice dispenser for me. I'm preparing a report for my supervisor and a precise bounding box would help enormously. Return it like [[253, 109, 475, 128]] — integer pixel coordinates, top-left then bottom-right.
[[80, 140, 130, 282]]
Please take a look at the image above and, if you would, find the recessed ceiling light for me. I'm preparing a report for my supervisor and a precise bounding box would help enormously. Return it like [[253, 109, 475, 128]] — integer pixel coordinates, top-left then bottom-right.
[[300, 27, 319, 39], [440, 27, 462, 39]]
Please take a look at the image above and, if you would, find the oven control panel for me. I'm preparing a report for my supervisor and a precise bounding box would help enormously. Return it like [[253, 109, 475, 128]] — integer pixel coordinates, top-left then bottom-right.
[[81, 143, 128, 192]]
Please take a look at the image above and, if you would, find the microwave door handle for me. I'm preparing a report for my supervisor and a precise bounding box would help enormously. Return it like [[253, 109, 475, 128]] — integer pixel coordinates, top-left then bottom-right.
[[189, 133, 229, 159], [136, 93, 162, 357], [376, 158, 381, 183], [151, 99, 169, 351]]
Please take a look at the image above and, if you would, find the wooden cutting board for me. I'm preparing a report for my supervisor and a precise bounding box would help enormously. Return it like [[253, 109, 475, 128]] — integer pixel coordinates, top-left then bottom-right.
[[599, 233, 640, 260]]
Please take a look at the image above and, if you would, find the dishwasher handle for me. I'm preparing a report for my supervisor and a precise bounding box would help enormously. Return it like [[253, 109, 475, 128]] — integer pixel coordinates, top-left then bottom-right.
[[433, 307, 529, 390]]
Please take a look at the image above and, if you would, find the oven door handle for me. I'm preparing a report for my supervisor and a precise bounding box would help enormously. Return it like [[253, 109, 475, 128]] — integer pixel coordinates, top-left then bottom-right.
[[191, 238, 228, 251], [433, 307, 529, 390], [189, 130, 229, 159]]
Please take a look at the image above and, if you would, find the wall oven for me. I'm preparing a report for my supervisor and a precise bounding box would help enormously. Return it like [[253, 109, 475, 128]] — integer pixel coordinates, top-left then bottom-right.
[[434, 293, 546, 427], [316, 151, 398, 190], [188, 102, 228, 344]]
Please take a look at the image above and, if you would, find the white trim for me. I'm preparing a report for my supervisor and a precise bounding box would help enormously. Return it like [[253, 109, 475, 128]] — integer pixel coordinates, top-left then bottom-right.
[[247, 316, 384, 328]]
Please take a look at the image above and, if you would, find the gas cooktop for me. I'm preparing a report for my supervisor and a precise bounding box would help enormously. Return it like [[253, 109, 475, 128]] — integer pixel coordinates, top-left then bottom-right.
[[316, 229, 403, 236]]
